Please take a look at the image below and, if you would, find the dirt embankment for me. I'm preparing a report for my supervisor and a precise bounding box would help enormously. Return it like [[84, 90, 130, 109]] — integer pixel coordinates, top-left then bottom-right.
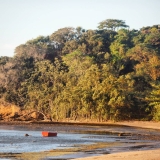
[[0, 103, 47, 122], [0, 104, 21, 120]]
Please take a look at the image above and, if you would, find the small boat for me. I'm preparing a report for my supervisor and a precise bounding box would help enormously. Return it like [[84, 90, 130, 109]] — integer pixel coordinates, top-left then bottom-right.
[[42, 131, 57, 137]]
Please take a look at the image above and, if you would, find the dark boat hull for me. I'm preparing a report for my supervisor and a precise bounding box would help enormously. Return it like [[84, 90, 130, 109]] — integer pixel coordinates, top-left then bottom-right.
[[42, 131, 57, 137]]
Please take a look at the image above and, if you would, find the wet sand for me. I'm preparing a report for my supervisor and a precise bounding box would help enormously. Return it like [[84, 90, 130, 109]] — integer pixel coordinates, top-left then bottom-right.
[[73, 121, 160, 160]]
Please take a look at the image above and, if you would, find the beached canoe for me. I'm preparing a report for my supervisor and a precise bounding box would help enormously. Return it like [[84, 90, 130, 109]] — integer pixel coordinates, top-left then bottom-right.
[[42, 131, 57, 137]]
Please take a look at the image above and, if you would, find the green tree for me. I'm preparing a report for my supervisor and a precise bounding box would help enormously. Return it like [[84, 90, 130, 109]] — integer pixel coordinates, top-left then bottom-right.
[[61, 50, 94, 120], [98, 19, 129, 31], [146, 82, 160, 120], [14, 36, 57, 62]]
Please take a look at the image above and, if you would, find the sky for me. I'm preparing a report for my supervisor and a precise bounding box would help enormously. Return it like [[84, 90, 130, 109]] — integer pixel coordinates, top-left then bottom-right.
[[0, 0, 160, 57]]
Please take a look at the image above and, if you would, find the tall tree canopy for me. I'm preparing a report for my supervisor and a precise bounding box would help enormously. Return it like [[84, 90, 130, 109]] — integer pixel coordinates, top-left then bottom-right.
[[1, 20, 160, 121], [98, 19, 129, 31]]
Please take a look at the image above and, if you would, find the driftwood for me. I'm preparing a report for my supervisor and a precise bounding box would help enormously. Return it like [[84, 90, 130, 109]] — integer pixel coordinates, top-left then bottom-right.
[[21, 110, 49, 121]]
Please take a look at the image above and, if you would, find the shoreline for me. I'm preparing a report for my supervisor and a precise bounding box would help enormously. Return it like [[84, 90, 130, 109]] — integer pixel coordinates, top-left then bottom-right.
[[70, 120, 160, 160], [0, 120, 160, 160], [1, 120, 160, 128]]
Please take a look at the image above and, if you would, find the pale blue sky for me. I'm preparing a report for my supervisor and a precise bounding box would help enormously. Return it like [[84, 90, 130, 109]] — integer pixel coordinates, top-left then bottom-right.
[[0, 0, 160, 57]]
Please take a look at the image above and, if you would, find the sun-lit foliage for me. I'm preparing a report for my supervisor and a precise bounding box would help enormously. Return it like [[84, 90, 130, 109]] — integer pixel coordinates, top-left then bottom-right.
[[0, 19, 160, 121]]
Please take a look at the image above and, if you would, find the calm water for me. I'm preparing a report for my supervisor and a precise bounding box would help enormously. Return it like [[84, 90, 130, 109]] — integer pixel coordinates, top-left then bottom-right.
[[0, 124, 160, 153], [0, 129, 118, 153]]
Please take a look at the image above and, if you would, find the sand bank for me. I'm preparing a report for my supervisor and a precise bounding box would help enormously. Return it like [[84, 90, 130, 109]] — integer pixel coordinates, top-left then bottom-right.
[[72, 121, 160, 160], [72, 149, 160, 160]]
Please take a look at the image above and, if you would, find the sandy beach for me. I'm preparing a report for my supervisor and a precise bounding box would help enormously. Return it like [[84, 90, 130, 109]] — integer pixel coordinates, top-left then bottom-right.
[[72, 149, 160, 160], [72, 121, 160, 160]]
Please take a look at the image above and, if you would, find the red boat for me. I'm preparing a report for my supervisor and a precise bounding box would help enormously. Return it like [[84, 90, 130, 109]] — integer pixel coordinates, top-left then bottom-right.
[[42, 131, 57, 137]]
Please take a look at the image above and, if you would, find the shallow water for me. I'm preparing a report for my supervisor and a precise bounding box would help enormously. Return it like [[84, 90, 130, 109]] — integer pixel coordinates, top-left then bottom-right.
[[0, 129, 118, 153], [0, 124, 160, 156]]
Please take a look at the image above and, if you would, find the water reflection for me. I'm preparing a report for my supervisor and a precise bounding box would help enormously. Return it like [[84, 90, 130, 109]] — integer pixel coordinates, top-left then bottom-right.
[[0, 124, 160, 153], [0, 129, 118, 153]]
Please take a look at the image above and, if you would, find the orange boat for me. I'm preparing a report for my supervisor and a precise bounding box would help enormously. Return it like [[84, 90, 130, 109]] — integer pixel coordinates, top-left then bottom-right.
[[42, 131, 57, 137]]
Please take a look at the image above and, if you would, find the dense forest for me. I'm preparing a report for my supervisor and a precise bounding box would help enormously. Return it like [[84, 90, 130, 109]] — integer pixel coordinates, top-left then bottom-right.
[[1, 19, 160, 121]]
